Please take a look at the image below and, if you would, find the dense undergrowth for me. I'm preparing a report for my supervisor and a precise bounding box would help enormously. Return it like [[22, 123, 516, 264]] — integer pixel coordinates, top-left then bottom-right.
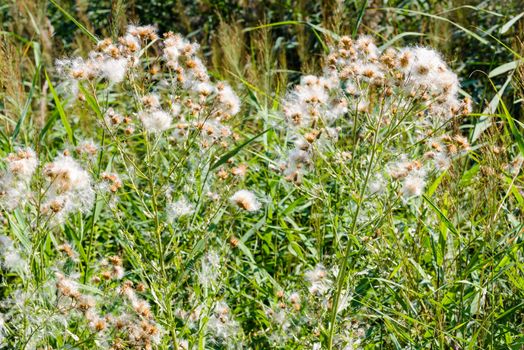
[[0, 1, 523, 349]]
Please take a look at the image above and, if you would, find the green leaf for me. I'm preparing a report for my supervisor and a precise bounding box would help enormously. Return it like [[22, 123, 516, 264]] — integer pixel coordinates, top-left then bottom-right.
[[426, 170, 447, 197], [459, 163, 479, 187], [353, 0, 369, 37], [242, 21, 335, 52], [500, 12, 524, 34], [488, 60, 520, 78], [48, 0, 99, 43], [12, 63, 41, 142], [45, 70, 76, 145], [496, 302, 524, 321], [237, 240, 257, 264], [281, 197, 306, 216], [10, 210, 31, 251], [209, 128, 270, 171], [78, 83, 103, 118], [508, 178, 524, 210], [288, 241, 305, 260], [472, 75, 512, 142], [39, 110, 59, 142], [387, 8, 488, 45], [422, 194, 459, 236], [499, 92, 524, 156]]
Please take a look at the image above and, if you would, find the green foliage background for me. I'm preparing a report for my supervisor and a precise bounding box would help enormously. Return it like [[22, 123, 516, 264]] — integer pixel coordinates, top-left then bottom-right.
[[0, 0, 523, 349]]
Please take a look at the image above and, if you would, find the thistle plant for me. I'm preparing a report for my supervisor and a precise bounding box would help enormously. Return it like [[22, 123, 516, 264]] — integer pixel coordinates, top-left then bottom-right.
[[1, 25, 249, 348], [0, 14, 522, 350], [258, 34, 475, 348]]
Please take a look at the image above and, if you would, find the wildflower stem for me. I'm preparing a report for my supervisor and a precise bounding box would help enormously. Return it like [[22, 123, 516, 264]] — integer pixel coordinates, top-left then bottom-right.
[[84, 129, 105, 283], [144, 132, 166, 278], [326, 99, 384, 350]]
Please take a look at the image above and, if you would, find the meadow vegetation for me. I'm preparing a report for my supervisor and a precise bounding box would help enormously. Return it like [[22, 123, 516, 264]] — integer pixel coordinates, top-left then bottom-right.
[[0, 0, 523, 349]]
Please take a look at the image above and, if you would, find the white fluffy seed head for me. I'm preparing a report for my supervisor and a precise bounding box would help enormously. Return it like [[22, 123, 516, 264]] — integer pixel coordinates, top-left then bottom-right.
[[402, 174, 426, 198], [44, 156, 91, 194], [42, 156, 94, 222], [139, 110, 172, 133], [217, 83, 241, 116], [0, 148, 38, 209], [168, 198, 194, 219], [230, 190, 261, 212], [98, 58, 128, 83], [5, 148, 38, 180]]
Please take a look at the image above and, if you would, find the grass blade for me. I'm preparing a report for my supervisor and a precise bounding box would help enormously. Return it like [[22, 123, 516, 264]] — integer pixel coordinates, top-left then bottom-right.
[[500, 12, 524, 34], [385, 8, 489, 45], [488, 60, 521, 78], [209, 128, 270, 171], [12, 63, 41, 142], [45, 70, 76, 145], [48, 0, 99, 43], [422, 194, 459, 236], [499, 93, 524, 156], [38, 110, 59, 142], [353, 0, 369, 37]]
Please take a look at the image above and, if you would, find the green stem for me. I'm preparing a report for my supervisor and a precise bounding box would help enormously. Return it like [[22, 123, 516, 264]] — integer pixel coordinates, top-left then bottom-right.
[[144, 132, 166, 278], [84, 129, 105, 283], [326, 101, 384, 350]]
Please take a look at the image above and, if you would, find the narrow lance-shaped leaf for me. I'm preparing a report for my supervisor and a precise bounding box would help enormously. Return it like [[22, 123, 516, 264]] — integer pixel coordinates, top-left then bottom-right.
[[48, 0, 99, 43], [45, 70, 76, 145], [209, 128, 271, 171], [12, 63, 41, 142]]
